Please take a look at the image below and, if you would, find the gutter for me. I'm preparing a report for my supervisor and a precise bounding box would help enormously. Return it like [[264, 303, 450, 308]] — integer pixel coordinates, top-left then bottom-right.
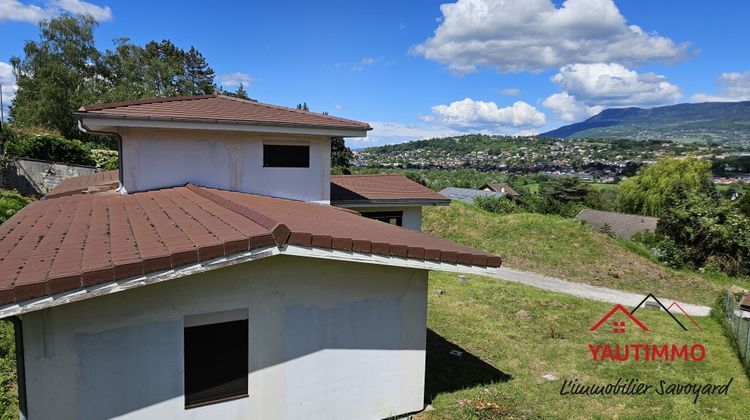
[[78, 119, 124, 193], [6, 316, 27, 420], [332, 199, 451, 207]]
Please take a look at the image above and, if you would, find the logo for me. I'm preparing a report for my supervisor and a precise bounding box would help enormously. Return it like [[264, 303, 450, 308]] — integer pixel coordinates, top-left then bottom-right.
[[558, 293, 733, 403], [587, 294, 705, 363], [590, 294, 702, 334]]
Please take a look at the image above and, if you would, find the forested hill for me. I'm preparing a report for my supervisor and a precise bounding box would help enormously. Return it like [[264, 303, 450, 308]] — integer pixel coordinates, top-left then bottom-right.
[[540, 101, 750, 146]]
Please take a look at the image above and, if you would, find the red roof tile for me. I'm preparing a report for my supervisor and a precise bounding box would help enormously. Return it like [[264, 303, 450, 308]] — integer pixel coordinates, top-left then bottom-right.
[[76, 94, 371, 131], [46, 170, 119, 198], [330, 174, 449, 204], [0, 184, 500, 305], [481, 183, 520, 197], [741, 294, 750, 311]]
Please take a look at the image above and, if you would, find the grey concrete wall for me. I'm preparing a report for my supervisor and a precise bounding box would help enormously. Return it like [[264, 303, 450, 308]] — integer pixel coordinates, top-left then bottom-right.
[[21, 255, 427, 420], [0, 158, 98, 196], [120, 128, 332, 203]]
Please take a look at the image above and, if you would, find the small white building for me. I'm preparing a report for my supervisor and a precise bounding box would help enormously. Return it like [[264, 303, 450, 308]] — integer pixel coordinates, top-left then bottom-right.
[[0, 94, 501, 420]]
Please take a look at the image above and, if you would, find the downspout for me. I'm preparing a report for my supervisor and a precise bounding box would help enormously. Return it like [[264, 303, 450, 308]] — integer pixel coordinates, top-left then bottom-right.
[[7, 316, 27, 420], [77, 119, 125, 193]]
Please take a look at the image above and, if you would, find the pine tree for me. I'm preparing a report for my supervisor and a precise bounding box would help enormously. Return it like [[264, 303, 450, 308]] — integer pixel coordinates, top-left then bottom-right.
[[234, 83, 249, 99], [183, 47, 215, 95]]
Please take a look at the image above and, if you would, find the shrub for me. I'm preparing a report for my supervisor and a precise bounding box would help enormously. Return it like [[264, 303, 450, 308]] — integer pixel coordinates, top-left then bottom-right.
[[474, 195, 520, 214], [657, 191, 750, 276], [4, 133, 96, 166], [0, 190, 31, 224], [90, 149, 119, 170], [0, 321, 17, 419]]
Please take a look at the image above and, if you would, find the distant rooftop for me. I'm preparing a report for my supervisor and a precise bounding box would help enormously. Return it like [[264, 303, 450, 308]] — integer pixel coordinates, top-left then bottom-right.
[[331, 174, 449, 206], [439, 187, 506, 204], [481, 183, 519, 197], [575, 209, 658, 239]]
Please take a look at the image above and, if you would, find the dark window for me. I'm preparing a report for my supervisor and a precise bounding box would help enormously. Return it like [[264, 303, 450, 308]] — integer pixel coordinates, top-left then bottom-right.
[[362, 211, 403, 227], [184, 319, 248, 409], [263, 144, 310, 168]]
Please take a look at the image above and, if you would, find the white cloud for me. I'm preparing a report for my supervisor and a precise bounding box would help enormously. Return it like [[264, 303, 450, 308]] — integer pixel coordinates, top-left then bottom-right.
[[692, 71, 750, 102], [0, 61, 17, 119], [411, 0, 689, 74], [352, 56, 383, 72], [542, 92, 599, 122], [354, 121, 462, 146], [0, 0, 111, 23], [501, 88, 520, 96], [542, 63, 681, 121], [0, 0, 51, 22], [215, 72, 254, 88], [52, 0, 111, 21], [426, 98, 546, 129]]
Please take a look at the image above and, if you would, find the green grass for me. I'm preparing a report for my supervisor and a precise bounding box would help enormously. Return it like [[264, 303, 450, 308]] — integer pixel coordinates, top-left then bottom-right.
[[0, 190, 31, 224], [589, 182, 619, 192], [420, 272, 750, 419], [423, 202, 750, 305]]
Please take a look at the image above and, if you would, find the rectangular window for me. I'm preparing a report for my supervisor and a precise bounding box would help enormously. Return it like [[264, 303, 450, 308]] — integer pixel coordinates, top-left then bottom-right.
[[184, 319, 249, 409], [263, 144, 310, 168], [361, 211, 403, 227]]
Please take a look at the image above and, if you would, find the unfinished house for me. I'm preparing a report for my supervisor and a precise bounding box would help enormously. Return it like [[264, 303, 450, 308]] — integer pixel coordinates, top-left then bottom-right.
[[0, 94, 502, 420]]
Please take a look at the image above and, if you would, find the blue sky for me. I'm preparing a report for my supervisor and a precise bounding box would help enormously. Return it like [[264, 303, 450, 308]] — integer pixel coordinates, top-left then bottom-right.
[[1, 0, 749, 147]]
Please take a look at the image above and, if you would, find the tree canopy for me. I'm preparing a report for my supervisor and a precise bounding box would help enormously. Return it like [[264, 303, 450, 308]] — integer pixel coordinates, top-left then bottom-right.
[[617, 157, 714, 216], [9, 14, 215, 138]]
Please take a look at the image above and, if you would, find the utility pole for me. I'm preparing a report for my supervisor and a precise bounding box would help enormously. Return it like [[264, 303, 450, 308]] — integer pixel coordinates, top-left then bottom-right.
[[0, 82, 4, 130]]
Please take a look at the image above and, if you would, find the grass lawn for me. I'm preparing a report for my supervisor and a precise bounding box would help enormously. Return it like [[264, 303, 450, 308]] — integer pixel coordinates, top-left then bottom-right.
[[423, 202, 750, 305], [420, 272, 750, 419], [588, 182, 619, 192]]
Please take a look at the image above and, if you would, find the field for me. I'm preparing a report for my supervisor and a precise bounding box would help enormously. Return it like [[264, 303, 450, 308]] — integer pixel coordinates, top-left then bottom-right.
[[419, 272, 750, 419], [423, 202, 750, 305]]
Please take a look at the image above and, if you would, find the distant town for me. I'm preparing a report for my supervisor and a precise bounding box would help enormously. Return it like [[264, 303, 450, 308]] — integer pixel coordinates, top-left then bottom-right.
[[354, 135, 750, 184]]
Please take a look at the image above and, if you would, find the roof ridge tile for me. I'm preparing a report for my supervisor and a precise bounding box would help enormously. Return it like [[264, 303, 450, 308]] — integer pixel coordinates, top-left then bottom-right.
[[185, 183, 290, 247]]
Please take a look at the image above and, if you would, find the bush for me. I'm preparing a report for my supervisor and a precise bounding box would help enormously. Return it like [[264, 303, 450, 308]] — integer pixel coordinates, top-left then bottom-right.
[[0, 190, 31, 224], [474, 195, 520, 214], [632, 191, 750, 276], [657, 191, 750, 276], [90, 149, 119, 170], [4, 133, 96, 166], [0, 321, 17, 419]]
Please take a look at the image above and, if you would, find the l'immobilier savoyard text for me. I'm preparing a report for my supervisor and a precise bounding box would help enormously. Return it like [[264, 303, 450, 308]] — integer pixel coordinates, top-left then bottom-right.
[[558, 342, 733, 403]]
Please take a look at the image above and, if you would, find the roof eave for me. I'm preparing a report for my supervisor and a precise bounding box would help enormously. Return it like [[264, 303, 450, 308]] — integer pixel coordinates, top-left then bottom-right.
[[76, 113, 371, 137], [332, 199, 451, 207], [0, 244, 499, 319]]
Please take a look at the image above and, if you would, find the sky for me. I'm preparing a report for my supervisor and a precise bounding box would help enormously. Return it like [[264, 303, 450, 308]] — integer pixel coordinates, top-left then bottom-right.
[[1, 0, 749, 147]]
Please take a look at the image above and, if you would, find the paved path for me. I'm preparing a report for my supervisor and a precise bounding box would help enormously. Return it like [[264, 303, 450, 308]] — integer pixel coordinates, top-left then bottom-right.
[[491, 266, 711, 316]]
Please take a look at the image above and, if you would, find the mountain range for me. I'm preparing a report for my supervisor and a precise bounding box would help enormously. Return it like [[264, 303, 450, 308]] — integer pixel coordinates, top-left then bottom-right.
[[540, 101, 750, 147]]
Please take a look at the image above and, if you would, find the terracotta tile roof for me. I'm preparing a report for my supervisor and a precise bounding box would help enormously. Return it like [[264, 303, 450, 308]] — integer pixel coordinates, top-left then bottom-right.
[[45, 170, 120, 198], [0, 184, 500, 305], [741, 294, 750, 311], [76, 94, 371, 131], [575, 209, 658, 239], [330, 174, 449, 205], [481, 183, 519, 197]]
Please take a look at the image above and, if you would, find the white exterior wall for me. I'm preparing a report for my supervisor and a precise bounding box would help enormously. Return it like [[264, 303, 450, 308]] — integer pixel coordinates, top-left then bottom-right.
[[119, 127, 332, 203], [21, 256, 427, 420], [350, 206, 423, 231]]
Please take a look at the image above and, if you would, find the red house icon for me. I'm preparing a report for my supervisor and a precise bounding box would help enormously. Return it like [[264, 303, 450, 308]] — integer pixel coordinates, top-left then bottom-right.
[[590, 304, 649, 333]]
